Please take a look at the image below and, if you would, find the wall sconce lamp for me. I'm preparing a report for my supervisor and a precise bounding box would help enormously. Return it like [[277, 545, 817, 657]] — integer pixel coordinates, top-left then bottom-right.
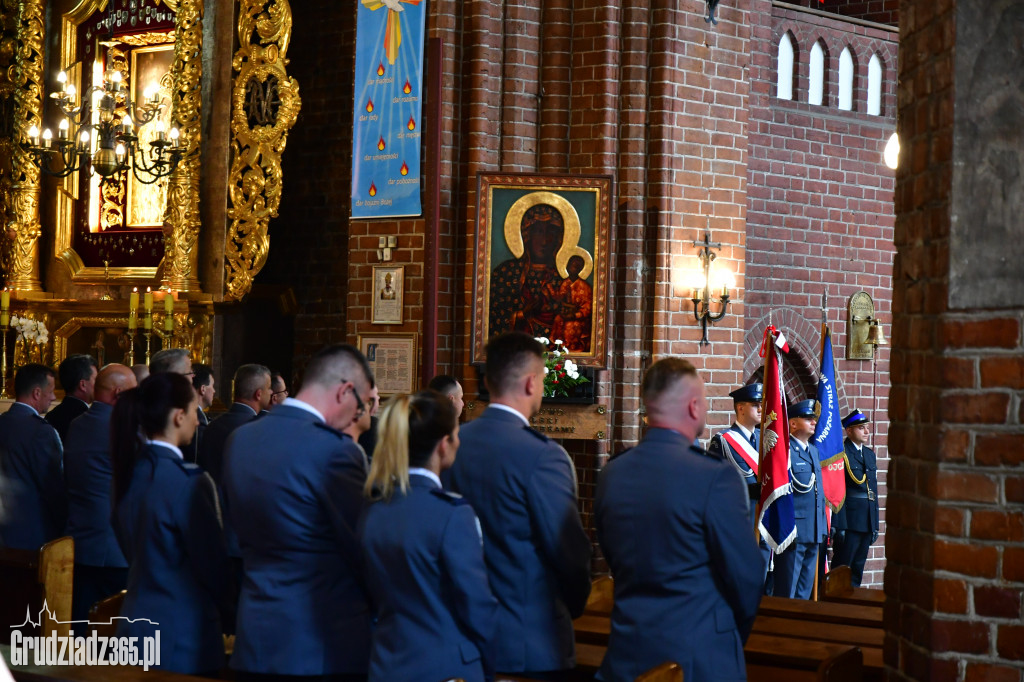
[[690, 231, 731, 347], [376, 235, 397, 261]]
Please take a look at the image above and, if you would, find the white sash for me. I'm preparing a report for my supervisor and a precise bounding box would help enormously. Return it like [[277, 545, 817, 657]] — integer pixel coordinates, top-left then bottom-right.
[[721, 430, 759, 475]]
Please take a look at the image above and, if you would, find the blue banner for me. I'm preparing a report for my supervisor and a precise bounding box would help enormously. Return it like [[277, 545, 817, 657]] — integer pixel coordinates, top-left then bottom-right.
[[813, 326, 847, 513], [351, 0, 426, 219]]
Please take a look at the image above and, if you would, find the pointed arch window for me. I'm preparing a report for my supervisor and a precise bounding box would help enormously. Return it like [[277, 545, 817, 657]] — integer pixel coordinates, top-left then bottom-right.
[[777, 32, 795, 100], [867, 54, 883, 115], [809, 40, 826, 106], [838, 47, 854, 111]]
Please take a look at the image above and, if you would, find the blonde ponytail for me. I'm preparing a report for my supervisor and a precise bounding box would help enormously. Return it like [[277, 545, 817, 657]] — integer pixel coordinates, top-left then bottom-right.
[[365, 393, 412, 500]]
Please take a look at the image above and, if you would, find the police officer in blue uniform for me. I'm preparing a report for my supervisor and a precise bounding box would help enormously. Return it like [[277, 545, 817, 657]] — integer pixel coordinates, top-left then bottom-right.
[[774, 399, 828, 600], [64, 364, 136, 630], [831, 409, 879, 587], [360, 391, 498, 682], [110, 372, 230, 675], [0, 364, 65, 550], [595, 358, 764, 682], [449, 332, 592, 680], [45, 354, 96, 444], [223, 344, 375, 682], [707, 382, 763, 525]]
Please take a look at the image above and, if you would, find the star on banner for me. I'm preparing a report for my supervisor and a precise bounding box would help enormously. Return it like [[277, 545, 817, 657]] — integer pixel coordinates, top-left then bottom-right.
[[361, 0, 422, 65]]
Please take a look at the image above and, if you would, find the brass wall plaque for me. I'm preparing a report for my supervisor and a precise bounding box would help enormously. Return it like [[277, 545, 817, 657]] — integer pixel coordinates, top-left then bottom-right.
[[462, 402, 609, 441], [847, 291, 875, 360]]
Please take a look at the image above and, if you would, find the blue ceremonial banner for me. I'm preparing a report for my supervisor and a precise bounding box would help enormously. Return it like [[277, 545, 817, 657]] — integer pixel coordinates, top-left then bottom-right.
[[813, 326, 847, 514], [351, 0, 426, 219]]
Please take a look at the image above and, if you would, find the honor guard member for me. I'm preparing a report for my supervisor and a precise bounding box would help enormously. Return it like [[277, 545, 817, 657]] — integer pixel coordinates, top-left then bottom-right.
[[224, 344, 375, 682], [595, 358, 764, 682], [449, 332, 592, 680], [774, 399, 828, 600], [708, 382, 763, 525], [111, 373, 230, 675], [45, 354, 97, 444], [64, 364, 137, 631], [831, 409, 879, 587], [360, 391, 498, 682], [0, 364, 66, 550]]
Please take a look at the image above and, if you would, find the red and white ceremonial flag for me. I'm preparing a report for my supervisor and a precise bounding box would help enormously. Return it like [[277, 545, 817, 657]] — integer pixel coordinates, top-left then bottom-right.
[[756, 325, 796, 552]]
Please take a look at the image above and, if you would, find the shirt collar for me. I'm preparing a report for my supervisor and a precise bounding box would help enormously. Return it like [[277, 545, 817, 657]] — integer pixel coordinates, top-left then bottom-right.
[[852, 442, 863, 452], [792, 436, 809, 448], [409, 468, 442, 488], [14, 401, 39, 416], [734, 422, 753, 439], [146, 440, 184, 460], [489, 402, 530, 426], [282, 397, 326, 423]]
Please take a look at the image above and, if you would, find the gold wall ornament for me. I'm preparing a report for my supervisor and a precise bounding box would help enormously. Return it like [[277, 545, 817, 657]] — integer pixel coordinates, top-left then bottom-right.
[[0, 0, 45, 292], [223, 0, 301, 301], [159, 0, 202, 292]]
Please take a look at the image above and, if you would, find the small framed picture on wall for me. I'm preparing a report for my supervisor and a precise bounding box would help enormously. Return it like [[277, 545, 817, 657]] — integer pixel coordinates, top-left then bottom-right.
[[371, 265, 404, 325]]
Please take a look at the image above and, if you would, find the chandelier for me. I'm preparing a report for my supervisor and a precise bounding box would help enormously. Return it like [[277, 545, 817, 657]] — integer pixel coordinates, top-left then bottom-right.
[[22, 64, 184, 184]]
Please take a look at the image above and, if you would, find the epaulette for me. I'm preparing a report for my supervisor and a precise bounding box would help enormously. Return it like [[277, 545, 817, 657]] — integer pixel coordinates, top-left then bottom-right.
[[607, 447, 633, 463], [178, 461, 206, 476], [524, 426, 551, 442], [312, 421, 348, 439], [693, 443, 723, 461], [430, 488, 470, 506]]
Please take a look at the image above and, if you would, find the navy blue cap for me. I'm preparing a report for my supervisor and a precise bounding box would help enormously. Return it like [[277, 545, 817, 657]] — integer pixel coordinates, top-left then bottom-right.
[[842, 409, 870, 428], [729, 383, 763, 404], [789, 399, 818, 419]]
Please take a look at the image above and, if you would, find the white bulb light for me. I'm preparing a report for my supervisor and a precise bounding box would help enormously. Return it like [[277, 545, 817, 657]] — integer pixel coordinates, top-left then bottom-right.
[[883, 132, 900, 170]]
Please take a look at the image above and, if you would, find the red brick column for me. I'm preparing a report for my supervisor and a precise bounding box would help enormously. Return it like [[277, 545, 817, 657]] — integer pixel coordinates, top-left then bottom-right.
[[886, 0, 1024, 677]]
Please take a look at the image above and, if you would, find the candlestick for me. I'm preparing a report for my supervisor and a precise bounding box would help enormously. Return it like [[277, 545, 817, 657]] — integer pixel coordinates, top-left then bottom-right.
[[164, 290, 174, 314], [164, 313, 173, 333], [143, 312, 152, 330], [144, 287, 153, 312]]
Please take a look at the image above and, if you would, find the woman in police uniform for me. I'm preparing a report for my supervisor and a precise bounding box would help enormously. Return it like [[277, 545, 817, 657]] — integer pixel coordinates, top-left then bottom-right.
[[111, 373, 230, 675], [359, 391, 498, 682]]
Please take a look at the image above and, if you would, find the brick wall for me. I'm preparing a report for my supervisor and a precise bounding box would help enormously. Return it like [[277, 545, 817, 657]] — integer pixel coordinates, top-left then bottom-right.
[[885, 0, 1024, 678], [746, 2, 897, 586], [260, 0, 356, 376]]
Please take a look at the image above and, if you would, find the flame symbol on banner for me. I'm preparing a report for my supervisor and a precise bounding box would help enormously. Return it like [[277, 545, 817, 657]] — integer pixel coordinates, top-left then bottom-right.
[[403, 80, 412, 94], [365, 99, 374, 113], [407, 116, 415, 131], [400, 161, 409, 176], [369, 183, 377, 197], [377, 62, 385, 77], [377, 136, 386, 151]]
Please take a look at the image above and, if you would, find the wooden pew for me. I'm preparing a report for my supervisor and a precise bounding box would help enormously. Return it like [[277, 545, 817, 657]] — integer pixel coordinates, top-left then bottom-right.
[[757, 595, 882, 629], [0, 537, 75, 639], [87, 591, 126, 638], [822, 566, 886, 608], [573, 613, 866, 682]]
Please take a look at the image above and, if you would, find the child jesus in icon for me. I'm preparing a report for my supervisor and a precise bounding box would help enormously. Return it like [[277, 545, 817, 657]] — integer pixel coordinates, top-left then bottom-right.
[[551, 254, 593, 353]]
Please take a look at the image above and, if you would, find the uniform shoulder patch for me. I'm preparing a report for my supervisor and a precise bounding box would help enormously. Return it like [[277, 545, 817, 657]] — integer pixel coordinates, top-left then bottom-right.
[[430, 488, 469, 506], [175, 460, 207, 476], [524, 426, 550, 442]]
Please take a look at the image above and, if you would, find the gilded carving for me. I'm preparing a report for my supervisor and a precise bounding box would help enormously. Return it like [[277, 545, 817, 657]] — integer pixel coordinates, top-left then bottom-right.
[[159, 0, 202, 291], [224, 0, 300, 301], [0, 0, 45, 291]]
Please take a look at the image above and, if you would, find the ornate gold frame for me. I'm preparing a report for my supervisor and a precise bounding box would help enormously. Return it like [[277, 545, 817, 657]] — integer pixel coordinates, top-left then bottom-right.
[[223, 0, 301, 301], [472, 173, 612, 369], [54, 0, 179, 284]]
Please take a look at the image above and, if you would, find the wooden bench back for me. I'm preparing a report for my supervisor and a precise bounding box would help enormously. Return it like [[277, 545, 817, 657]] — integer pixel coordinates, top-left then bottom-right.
[[635, 661, 683, 682], [87, 591, 126, 638], [0, 536, 74, 639]]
